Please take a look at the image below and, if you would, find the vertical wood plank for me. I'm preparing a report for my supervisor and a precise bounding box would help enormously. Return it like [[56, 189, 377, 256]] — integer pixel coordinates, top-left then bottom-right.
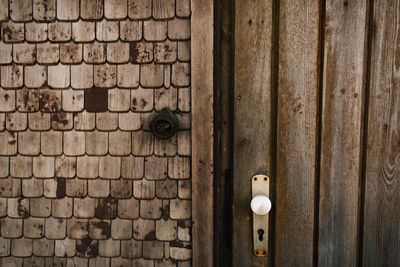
[[363, 1, 400, 266], [318, 1, 368, 266], [233, 0, 273, 266], [275, 1, 320, 266], [191, 0, 214, 265]]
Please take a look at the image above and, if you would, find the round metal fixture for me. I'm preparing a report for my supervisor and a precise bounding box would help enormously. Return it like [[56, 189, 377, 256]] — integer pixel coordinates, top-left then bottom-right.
[[150, 108, 179, 139]]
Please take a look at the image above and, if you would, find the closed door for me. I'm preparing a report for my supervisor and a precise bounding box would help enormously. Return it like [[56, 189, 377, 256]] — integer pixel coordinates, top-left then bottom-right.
[[230, 0, 400, 266]]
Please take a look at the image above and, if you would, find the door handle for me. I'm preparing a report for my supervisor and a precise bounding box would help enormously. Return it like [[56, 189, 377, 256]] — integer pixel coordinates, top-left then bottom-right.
[[251, 195, 271, 215], [251, 174, 270, 257]]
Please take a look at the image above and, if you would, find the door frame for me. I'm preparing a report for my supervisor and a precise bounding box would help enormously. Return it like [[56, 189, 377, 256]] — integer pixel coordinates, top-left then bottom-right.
[[191, 0, 215, 266]]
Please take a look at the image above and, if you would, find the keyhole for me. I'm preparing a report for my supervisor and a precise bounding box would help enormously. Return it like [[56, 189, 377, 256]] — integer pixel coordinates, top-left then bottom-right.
[[257, 229, 265, 241]]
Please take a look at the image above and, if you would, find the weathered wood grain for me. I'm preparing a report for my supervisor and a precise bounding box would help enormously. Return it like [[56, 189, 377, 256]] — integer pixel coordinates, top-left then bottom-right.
[[362, 1, 400, 266], [233, 0, 273, 266], [275, 1, 320, 266], [191, 0, 214, 265], [318, 1, 368, 266]]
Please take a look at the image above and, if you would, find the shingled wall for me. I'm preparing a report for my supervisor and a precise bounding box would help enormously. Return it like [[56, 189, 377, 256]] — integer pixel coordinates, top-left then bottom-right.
[[0, 0, 191, 266]]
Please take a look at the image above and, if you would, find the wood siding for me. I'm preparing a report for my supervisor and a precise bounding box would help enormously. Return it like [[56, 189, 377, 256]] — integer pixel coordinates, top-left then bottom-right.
[[231, 0, 400, 266]]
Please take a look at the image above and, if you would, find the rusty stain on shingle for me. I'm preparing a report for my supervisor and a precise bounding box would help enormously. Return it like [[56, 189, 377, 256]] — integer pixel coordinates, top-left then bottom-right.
[[76, 238, 99, 258], [56, 178, 66, 199], [95, 198, 117, 219]]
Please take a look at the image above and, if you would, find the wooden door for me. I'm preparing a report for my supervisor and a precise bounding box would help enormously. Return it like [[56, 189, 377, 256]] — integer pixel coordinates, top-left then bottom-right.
[[228, 0, 400, 266]]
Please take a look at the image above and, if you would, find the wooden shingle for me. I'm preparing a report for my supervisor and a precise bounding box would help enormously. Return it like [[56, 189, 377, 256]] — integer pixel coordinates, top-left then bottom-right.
[[131, 87, 154, 112], [144, 20, 167, 41], [156, 179, 177, 199], [84, 42, 106, 63], [74, 197, 96, 218], [110, 179, 132, 198], [117, 64, 139, 88], [66, 177, 87, 197], [118, 198, 139, 219], [24, 217, 45, 238], [0, 157, 9, 178], [133, 218, 154, 240], [178, 130, 191, 156], [6, 112, 27, 131], [156, 219, 177, 241], [77, 155, 100, 178], [60, 43, 82, 64], [64, 130, 85, 156], [16, 88, 40, 112], [98, 239, 120, 257], [8, 197, 29, 218], [48, 64, 70, 89], [11, 238, 32, 257], [154, 41, 177, 63], [128, 0, 151, 19], [72, 21, 95, 42], [0, 0, 8, 21], [85, 131, 108, 156], [99, 156, 121, 179], [0, 237, 10, 257], [30, 198, 51, 217], [55, 238, 76, 257], [1, 65, 23, 89], [13, 43, 36, 64], [153, 0, 175, 19], [22, 178, 43, 197], [176, 0, 190, 18], [62, 89, 84, 112], [1, 217, 22, 238], [96, 112, 118, 131], [168, 18, 190, 40], [0, 42, 12, 64], [170, 199, 191, 220], [48, 22, 71, 42], [88, 179, 109, 198], [0, 131, 17, 156], [29, 112, 50, 131], [67, 218, 89, 239], [107, 42, 130, 64], [0, 89, 15, 112], [145, 156, 167, 180], [80, 0, 103, 20], [109, 130, 131, 156], [33, 155, 55, 178], [10, 0, 32, 22], [105, 0, 127, 19], [143, 240, 164, 259], [25, 22, 47, 42], [121, 239, 142, 258], [120, 21, 142, 41], [52, 197, 72, 218], [130, 42, 153, 64], [57, 0, 79, 20], [111, 218, 132, 240], [140, 198, 162, 219], [37, 43, 59, 64], [96, 21, 119, 42], [1, 22, 24, 42], [108, 89, 131, 112], [10, 155, 32, 178], [74, 111, 96, 130], [119, 112, 141, 131], [41, 131, 62, 155], [133, 179, 155, 199], [33, 0, 56, 21], [71, 63, 93, 89]]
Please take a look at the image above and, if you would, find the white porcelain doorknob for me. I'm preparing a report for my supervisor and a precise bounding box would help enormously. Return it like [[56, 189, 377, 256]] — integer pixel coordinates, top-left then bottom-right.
[[251, 195, 271, 215]]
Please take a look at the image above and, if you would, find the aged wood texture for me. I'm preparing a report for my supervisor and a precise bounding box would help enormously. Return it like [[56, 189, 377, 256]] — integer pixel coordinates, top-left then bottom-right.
[[233, 0, 273, 266], [191, 0, 214, 265], [318, 0, 368, 266], [362, 1, 400, 266], [275, 1, 319, 266]]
